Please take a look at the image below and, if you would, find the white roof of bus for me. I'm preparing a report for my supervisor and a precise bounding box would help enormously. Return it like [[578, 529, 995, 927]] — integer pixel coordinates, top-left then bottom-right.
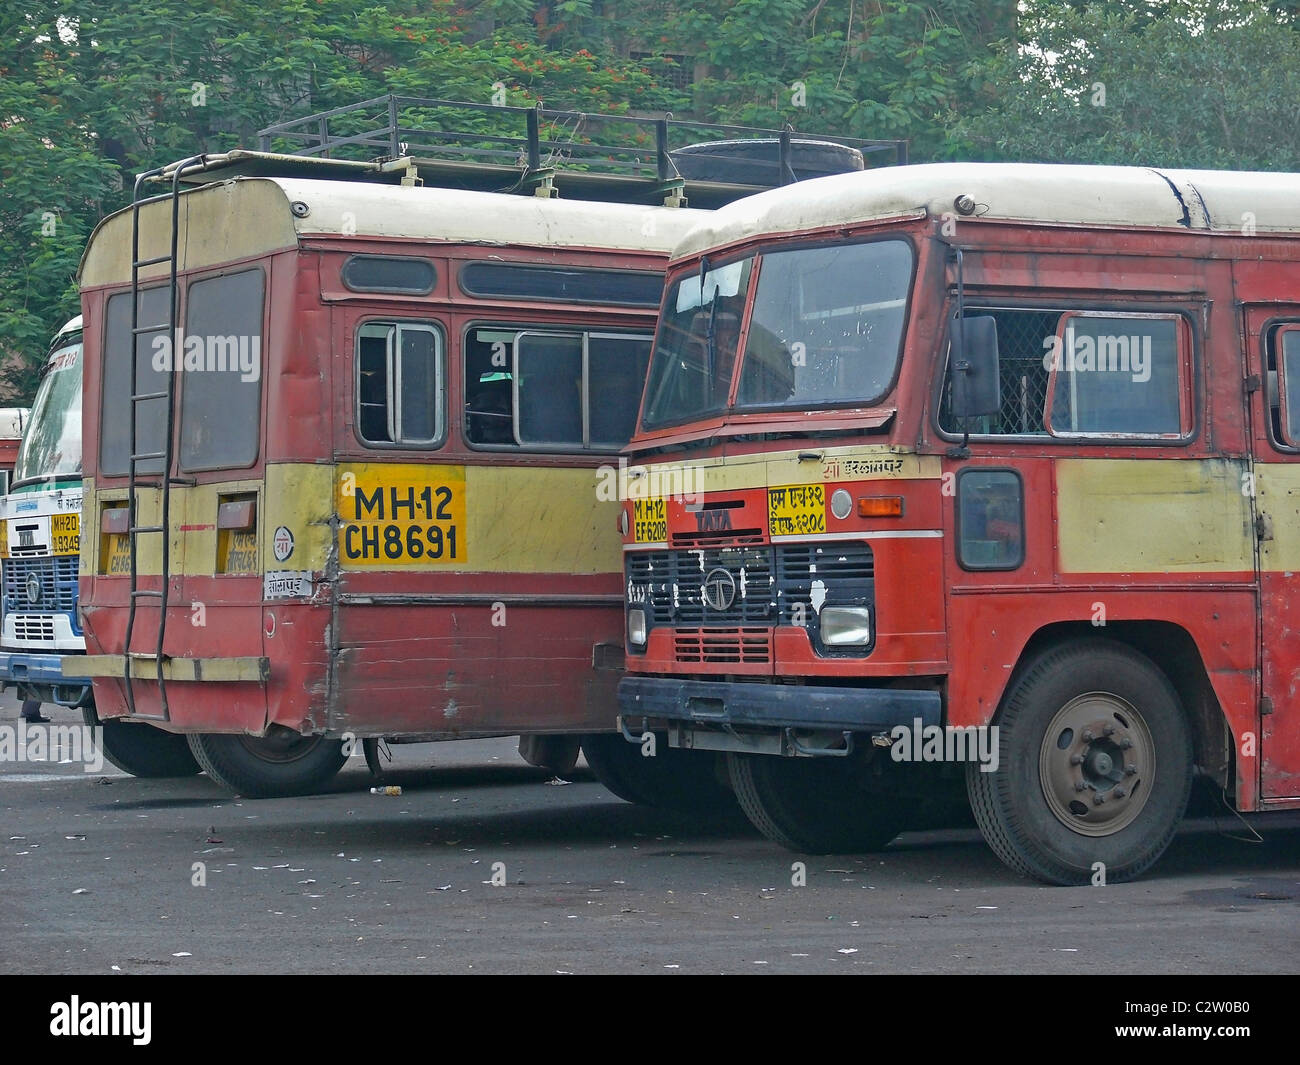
[[271, 177, 707, 253], [80, 175, 711, 287], [54, 315, 82, 340], [670, 162, 1300, 260]]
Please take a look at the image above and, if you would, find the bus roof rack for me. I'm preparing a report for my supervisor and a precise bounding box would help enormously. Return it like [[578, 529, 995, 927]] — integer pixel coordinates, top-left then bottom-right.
[[162, 95, 906, 209]]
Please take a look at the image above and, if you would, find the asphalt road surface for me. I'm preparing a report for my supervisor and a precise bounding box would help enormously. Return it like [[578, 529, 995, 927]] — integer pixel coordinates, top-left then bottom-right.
[[2, 691, 1298, 975]]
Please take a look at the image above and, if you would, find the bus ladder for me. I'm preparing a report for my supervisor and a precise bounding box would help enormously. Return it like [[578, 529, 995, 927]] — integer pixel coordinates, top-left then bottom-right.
[[121, 156, 205, 722]]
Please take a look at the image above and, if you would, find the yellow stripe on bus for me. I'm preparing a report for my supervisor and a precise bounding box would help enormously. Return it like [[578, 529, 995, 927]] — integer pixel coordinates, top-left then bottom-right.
[[1055, 458, 1254, 573], [84, 461, 623, 576], [625, 445, 940, 494]]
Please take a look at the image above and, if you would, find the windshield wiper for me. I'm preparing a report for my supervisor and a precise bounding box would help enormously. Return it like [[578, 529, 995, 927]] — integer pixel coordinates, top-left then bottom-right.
[[705, 296, 719, 393], [696, 255, 721, 395], [10, 473, 66, 491]]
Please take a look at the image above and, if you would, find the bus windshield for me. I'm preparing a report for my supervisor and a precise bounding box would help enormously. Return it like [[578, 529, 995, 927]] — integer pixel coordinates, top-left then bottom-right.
[[641, 238, 912, 431], [641, 258, 753, 429], [13, 335, 82, 484]]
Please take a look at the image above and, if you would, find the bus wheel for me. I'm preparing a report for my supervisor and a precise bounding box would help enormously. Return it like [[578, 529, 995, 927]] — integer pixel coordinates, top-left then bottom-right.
[[727, 752, 908, 853], [581, 733, 735, 813], [517, 734, 581, 777], [967, 640, 1193, 886], [82, 705, 200, 778], [187, 728, 347, 798]]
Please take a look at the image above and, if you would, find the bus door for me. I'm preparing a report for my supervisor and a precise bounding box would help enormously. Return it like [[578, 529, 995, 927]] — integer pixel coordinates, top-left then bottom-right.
[[1245, 301, 1300, 799]]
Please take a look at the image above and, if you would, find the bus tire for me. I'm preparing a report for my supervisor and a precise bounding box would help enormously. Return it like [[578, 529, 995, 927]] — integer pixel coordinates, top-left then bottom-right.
[[967, 639, 1193, 885], [517, 734, 581, 777], [581, 732, 735, 813], [187, 729, 347, 798], [727, 752, 908, 853], [82, 705, 200, 778]]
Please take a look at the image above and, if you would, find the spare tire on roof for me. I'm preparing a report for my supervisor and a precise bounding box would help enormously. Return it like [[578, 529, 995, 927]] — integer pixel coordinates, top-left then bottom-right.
[[670, 138, 865, 185]]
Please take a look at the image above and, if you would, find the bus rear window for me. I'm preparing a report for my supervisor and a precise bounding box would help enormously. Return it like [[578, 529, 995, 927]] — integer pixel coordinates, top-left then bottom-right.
[[101, 287, 171, 477], [356, 321, 445, 448], [179, 269, 264, 470], [464, 326, 651, 451], [459, 263, 663, 307], [341, 255, 436, 295]]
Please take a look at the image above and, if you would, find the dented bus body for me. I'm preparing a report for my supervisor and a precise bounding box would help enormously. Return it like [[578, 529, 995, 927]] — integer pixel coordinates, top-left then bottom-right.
[[72, 162, 711, 795]]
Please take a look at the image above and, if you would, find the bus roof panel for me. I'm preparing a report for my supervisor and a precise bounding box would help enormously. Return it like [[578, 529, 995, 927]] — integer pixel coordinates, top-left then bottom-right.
[[668, 162, 1300, 261], [80, 176, 710, 287], [271, 176, 709, 253]]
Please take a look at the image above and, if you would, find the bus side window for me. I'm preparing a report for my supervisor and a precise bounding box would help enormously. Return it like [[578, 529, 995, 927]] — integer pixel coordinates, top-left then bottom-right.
[[1269, 325, 1300, 449], [1046, 313, 1186, 438], [938, 308, 1059, 437], [464, 327, 519, 446]]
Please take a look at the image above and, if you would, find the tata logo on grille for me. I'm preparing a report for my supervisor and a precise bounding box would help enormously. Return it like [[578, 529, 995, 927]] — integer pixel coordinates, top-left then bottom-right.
[[694, 509, 732, 533], [25, 573, 42, 604], [701, 567, 737, 612]]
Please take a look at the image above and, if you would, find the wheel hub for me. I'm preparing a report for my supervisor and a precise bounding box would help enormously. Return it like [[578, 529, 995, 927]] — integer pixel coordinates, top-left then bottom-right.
[[1039, 692, 1155, 837], [237, 726, 324, 765]]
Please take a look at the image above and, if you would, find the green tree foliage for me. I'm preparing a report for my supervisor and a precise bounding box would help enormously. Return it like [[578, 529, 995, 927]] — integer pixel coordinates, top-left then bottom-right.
[[955, 0, 1300, 169], [0, 0, 689, 400], [16, 0, 1300, 404]]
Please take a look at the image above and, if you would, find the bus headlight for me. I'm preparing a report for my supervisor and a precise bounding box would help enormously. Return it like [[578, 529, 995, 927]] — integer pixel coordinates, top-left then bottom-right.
[[820, 606, 872, 646], [628, 607, 647, 647]]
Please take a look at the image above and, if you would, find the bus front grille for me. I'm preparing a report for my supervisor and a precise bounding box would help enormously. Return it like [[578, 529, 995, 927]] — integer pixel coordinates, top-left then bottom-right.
[[673, 627, 772, 664]]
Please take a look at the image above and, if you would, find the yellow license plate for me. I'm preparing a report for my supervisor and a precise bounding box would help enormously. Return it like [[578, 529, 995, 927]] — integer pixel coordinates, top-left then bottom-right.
[[51, 512, 80, 555], [632, 498, 666, 544], [105, 534, 131, 575], [336, 464, 467, 568], [767, 483, 826, 536]]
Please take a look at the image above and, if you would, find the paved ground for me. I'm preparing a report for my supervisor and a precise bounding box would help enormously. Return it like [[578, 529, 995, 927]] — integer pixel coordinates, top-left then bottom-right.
[[2, 690, 1298, 975]]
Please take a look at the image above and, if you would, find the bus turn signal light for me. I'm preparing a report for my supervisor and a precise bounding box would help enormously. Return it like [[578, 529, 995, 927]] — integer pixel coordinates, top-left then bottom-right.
[[858, 496, 903, 517]]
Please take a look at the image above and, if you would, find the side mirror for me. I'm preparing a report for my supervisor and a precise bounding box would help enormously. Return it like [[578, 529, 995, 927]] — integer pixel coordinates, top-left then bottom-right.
[[949, 315, 1001, 420], [0, 470, 10, 496]]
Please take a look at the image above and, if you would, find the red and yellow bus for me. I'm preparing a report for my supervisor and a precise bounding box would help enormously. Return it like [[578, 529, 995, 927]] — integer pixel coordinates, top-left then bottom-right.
[[618, 162, 1300, 883], [69, 104, 893, 800], [69, 157, 712, 796]]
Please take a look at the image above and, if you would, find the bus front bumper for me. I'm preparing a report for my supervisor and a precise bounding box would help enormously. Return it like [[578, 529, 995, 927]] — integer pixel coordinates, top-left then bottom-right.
[[0, 652, 93, 706], [618, 676, 941, 734]]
